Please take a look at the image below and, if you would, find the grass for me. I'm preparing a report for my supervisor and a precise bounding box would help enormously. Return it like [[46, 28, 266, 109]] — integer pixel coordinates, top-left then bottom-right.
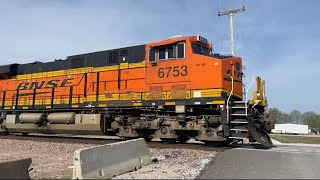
[[270, 134, 320, 144]]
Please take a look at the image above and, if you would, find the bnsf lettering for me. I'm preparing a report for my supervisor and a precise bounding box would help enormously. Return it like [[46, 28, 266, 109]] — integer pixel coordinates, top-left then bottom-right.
[[30, 81, 45, 89], [16, 83, 29, 90], [45, 80, 60, 88], [17, 78, 74, 90], [226, 70, 242, 78]]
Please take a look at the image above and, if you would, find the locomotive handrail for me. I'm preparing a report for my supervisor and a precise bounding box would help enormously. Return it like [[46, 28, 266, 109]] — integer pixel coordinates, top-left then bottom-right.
[[245, 75, 257, 116], [226, 76, 233, 124]]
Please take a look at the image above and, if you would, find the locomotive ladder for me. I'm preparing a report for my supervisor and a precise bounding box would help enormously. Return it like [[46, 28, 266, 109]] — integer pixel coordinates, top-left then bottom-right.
[[226, 76, 249, 142], [229, 100, 249, 142], [227, 75, 273, 148]]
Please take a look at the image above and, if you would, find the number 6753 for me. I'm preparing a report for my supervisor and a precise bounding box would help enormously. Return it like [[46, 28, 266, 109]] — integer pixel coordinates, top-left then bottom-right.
[[157, 65, 188, 78]]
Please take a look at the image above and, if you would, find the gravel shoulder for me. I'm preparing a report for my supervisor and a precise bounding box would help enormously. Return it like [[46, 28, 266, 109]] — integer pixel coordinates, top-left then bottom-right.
[[0, 138, 217, 179], [113, 148, 216, 179], [0, 139, 96, 179]]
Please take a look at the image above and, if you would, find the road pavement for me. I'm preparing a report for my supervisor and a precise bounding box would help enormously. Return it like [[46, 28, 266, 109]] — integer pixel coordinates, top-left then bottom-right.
[[197, 144, 320, 179]]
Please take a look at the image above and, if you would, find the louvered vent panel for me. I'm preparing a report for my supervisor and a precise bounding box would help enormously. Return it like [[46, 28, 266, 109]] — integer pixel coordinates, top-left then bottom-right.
[[149, 86, 163, 100], [171, 84, 186, 99]]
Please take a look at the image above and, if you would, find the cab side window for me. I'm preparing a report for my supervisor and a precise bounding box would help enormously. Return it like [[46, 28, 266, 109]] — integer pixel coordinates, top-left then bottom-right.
[[149, 48, 156, 62], [159, 46, 175, 60], [177, 43, 185, 59], [159, 47, 166, 60], [148, 42, 185, 62], [168, 46, 175, 58]]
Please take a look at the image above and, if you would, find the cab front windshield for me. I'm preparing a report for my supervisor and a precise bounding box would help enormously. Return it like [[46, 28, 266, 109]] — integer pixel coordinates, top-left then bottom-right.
[[192, 43, 212, 56]]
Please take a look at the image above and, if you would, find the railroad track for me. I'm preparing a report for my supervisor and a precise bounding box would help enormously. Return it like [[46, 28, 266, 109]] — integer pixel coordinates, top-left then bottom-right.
[[0, 133, 231, 152]]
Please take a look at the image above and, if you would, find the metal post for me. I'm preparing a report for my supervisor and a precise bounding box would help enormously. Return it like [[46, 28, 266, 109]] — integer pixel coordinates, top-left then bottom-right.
[[32, 89, 36, 108], [2, 91, 6, 109], [218, 6, 245, 56], [229, 15, 234, 56]]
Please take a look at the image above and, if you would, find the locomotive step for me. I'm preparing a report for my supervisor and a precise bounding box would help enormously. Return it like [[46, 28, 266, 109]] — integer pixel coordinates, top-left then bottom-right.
[[234, 101, 246, 103], [231, 106, 247, 109], [230, 131, 248, 138], [229, 137, 248, 140], [230, 128, 248, 132], [106, 128, 117, 132], [230, 121, 248, 124], [231, 113, 247, 116]]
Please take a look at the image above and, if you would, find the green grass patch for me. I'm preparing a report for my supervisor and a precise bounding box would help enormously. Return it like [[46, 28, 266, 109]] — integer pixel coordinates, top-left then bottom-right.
[[270, 134, 320, 144]]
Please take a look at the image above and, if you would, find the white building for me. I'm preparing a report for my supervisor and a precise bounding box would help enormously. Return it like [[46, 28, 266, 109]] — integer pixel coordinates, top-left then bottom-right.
[[271, 123, 309, 135]]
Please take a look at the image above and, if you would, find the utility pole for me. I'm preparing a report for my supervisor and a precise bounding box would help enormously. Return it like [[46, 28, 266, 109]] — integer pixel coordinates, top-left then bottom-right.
[[218, 6, 245, 56]]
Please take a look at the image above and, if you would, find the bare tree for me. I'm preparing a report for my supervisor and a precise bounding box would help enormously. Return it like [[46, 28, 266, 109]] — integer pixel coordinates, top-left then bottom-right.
[[302, 111, 320, 128], [267, 108, 282, 123], [289, 110, 302, 124]]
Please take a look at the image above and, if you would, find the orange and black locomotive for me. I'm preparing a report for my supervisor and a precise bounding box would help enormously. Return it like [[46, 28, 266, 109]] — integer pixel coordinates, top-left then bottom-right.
[[0, 35, 273, 148]]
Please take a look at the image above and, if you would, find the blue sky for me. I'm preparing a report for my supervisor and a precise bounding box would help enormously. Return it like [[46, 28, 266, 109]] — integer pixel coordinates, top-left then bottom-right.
[[0, 0, 319, 113]]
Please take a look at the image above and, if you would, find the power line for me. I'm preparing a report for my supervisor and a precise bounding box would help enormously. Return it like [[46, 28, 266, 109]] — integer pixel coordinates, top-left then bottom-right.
[[217, 0, 221, 22], [219, 21, 228, 53], [216, 0, 219, 12]]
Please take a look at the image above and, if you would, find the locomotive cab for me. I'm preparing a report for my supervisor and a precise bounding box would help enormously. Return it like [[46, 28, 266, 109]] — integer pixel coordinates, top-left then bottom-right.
[[145, 35, 243, 101]]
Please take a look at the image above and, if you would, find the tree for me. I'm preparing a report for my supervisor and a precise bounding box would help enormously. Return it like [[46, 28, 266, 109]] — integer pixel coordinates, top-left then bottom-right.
[[267, 108, 282, 123], [302, 111, 320, 129], [289, 110, 302, 124], [301, 111, 317, 125], [278, 112, 291, 124], [267, 108, 290, 124], [268, 108, 320, 128]]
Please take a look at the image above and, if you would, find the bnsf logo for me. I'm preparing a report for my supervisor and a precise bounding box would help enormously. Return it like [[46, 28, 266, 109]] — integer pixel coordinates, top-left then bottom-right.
[[17, 78, 74, 90]]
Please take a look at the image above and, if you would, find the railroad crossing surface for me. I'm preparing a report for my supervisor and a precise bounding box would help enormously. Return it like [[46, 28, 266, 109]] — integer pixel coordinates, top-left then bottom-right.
[[197, 144, 320, 179]]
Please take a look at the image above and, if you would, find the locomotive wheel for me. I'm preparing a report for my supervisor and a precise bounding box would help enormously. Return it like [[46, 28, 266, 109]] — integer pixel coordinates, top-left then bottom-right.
[[0, 131, 9, 136], [203, 141, 228, 147], [161, 138, 177, 144], [143, 137, 153, 142], [177, 136, 190, 144]]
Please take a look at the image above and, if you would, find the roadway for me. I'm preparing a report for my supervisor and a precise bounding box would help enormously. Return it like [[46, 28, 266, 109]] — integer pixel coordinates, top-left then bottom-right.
[[197, 144, 320, 179]]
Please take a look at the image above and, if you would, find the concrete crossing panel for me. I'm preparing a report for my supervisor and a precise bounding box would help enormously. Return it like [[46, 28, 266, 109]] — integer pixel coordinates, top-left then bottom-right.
[[0, 157, 32, 179]]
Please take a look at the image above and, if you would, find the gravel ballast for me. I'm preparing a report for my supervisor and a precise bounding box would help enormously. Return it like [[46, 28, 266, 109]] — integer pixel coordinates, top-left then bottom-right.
[[0, 138, 216, 179], [113, 148, 216, 179], [0, 139, 96, 179]]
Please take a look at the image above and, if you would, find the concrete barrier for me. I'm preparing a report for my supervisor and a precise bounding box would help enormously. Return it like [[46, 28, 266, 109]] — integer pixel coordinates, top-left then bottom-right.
[[0, 157, 32, 179], [72, 138, 151, 179]]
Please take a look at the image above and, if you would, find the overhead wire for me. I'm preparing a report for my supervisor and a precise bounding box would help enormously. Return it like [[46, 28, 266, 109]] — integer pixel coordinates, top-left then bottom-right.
[[217, 0, 228, 53], [217, 0, 221, 22], [242, 0, 247, 46], [219, 20, 228, 53]]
